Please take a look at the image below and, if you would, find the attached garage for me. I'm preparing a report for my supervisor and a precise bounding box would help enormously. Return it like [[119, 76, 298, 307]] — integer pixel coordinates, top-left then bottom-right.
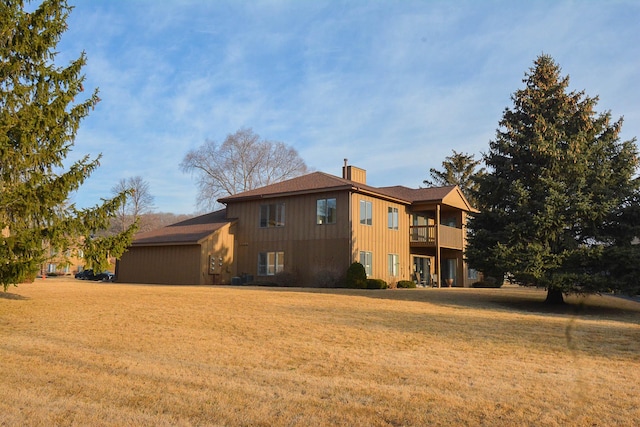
[[116, 210, 236, 285]]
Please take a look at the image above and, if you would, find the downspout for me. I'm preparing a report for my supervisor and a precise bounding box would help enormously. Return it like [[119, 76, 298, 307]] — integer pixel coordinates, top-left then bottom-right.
[[435, 204, 441, 288], [349, 190, 353, 264]]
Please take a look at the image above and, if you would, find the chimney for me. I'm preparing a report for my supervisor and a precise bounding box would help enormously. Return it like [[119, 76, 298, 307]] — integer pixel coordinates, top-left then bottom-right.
[[342, 159, 367, 184]]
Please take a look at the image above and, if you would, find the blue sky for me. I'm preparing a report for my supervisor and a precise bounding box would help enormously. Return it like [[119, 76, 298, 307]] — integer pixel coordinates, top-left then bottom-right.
[[56, 0, 640, 214]]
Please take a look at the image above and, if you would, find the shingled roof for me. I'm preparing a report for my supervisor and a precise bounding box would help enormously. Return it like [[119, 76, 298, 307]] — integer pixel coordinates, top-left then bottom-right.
[[218, 172, 354, 202], [131, 209, 235, 246], [218, 171, 474, 210]]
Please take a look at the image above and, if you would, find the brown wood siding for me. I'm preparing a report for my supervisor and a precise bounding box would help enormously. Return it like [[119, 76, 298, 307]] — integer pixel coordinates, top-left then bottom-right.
[[227, 191, 351, 284], [117, 245, 202, 285], [350, 193, 411, 285]]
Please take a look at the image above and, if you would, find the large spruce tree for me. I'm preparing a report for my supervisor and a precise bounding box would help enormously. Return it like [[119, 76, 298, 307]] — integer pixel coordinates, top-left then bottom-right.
[[466, 55, 639, 304], [1, 0, 136, 290]]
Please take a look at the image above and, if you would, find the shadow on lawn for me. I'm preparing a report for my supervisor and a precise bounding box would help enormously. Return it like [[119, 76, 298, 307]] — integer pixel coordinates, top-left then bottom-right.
[[0, 292, 29, 301], [490, 296, 640, 318], [259, 285, 640, 322]]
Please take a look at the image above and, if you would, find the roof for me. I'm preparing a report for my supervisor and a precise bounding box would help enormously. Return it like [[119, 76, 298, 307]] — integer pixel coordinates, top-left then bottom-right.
[[376, 185, 457, 203], [218, 172, 355, 202], [218, 171, 475, 211], [131, 209, 235, 246]]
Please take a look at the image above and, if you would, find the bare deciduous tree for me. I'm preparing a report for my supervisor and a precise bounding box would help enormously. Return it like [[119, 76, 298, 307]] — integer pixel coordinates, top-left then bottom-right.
[[181, 128, 308, 209], [111, 176, 155, 232]]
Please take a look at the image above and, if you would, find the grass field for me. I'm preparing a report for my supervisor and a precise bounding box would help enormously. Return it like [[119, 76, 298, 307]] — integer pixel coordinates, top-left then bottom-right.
[[1, 277, 639, 426]]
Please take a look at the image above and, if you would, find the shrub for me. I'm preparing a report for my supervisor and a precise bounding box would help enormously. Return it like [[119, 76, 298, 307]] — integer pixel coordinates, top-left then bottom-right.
[[273, 271, 299, 287], [471, 280, 503, 288], [345, 262, 367, 289], [397, 280, 417, 289], [366, 278, 388, 289], [311, 268, 343, 288]]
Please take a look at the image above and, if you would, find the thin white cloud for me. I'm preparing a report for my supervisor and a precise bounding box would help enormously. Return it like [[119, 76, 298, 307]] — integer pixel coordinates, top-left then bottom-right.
[[53, 0, 639, 214]]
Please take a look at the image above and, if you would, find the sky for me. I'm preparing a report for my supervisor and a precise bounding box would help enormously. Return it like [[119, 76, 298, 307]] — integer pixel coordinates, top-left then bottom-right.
[[51, 0, 640, 215]]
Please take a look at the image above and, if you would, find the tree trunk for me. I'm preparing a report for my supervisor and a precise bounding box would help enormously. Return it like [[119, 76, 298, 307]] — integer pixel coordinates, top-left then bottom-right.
[[545, 287, 565, 305]]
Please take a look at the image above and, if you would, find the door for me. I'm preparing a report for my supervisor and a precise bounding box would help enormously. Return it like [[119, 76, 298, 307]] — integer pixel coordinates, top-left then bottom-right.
[[412, 256, 431, 287]]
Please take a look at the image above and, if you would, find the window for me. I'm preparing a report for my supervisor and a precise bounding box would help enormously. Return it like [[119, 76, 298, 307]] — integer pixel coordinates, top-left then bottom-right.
[[360, 200, 372, 225], [359, 251, 372, 277], [316, 198, 337, 224], [468, 268, 479, 280], [258, 252, 284, 276], [260, 203, 285, 227], [388, 207, 398, 230], [388, 254, 399, 277]]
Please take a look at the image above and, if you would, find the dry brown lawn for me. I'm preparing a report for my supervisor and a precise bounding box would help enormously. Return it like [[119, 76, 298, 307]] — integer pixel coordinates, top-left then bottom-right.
[[1, 277, 639, 426]]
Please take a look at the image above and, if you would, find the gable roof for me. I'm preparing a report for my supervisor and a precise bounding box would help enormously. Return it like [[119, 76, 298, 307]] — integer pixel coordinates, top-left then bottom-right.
[[131, 209, 235, 246], [219, 171, 476, 211], [378, 185, 476, 212]]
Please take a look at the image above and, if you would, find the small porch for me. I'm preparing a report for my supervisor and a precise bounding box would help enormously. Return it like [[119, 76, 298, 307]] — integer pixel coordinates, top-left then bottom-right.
[[409, 204, 467, 287]]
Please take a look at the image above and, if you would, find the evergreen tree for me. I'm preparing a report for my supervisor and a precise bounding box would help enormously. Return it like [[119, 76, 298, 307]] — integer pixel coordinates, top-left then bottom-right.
[[423, 150, 485, 207], [466, 55, 639, 304], [1, 0, 136, 290]]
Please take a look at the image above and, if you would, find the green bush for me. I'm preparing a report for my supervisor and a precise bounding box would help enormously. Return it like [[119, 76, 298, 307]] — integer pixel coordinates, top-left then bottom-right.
[[345, 262, 367, 289], [471, 280, 503, 288], [366, 278, 388, 289], [397, 280, 417, 288]]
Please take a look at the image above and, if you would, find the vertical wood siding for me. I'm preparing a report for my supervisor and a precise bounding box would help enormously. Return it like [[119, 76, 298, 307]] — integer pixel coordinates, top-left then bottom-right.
[[227, 191, 352, 284], [350, 193, 411, 284], [117, 245, 202, 285]]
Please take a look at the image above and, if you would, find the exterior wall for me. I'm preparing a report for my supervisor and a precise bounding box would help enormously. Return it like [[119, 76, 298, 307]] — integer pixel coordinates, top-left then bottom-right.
[[226, 191, 352, 285], [199, 224, 236, 285], [350, 193, 411, 285], [117, 244, 202, 285], [42, 242, 86, 276]]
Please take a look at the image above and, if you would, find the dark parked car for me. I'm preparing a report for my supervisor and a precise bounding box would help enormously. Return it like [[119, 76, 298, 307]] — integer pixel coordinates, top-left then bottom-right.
[[74, 270, 114, 281], [75, 269, 94, 280]]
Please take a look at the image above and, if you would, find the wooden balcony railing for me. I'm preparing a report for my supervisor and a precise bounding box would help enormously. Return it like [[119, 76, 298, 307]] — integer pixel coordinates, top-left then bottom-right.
[[409, 225, 463, 249], [410, 225, 435, 244]]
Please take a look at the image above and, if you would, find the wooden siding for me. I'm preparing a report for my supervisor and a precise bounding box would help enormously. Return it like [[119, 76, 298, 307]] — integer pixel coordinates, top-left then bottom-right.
[[117, 245, 202, 285], [350, 193, 411, 284], [226, 191, 352, 284], [198, 223, 236, 285]]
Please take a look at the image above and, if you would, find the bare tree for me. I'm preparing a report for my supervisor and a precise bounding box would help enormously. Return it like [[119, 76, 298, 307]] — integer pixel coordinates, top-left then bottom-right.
[[181, 128, 308, 209], [111, 176, 155, 232]]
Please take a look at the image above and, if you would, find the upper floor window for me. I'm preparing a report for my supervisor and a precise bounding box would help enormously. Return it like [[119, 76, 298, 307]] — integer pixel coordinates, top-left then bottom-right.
[[388, 207, 398, 230], [360, 200, 372, 225], [317, 198, 337, 225], [260, 203, 285, 228]]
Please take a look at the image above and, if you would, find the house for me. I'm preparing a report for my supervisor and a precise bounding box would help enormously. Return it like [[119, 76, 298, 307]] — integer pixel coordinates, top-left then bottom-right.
[[43, 244, 85, 277], [117, 163, 478, 287]]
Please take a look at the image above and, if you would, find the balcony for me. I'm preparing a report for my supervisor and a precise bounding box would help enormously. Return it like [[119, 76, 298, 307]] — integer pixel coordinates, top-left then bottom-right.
[[410, 225, 463, 250]]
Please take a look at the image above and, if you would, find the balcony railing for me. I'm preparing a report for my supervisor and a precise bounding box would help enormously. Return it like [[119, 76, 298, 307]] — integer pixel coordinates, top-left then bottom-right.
[[410, 225, 435, 244], [410, 225, 463, 249]]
